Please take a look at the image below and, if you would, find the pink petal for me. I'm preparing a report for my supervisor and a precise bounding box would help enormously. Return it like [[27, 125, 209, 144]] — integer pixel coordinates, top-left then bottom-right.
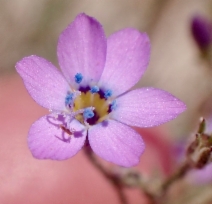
[[57, 13, 107, 86], [16, 55, 69, 110], [88, 120, 145, 167], [28, 115, 87, 160], [113, 88, 186, 127], [98, 29, 150, 96]]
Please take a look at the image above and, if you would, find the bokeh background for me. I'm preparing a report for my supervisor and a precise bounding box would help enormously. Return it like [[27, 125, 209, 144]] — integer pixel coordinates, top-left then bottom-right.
[[1, 0, 212, 203]]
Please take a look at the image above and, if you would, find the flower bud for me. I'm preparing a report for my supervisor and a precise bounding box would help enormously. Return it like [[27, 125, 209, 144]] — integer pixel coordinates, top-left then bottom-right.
[[191, 15, 212, 50], [187, 133, 212, 168]]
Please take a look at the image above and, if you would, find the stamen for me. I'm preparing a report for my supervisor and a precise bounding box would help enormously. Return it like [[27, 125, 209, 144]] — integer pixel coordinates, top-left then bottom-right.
[[63, 107, 95, 127], [83, 107, 95, 119], [49, 110, 62, 118], [64, 115, 72, 129], [75, 73, 83, 84], [72, 109, 84, 116], [90, 86, 99, 94], [104, 89, 112, 99], [111, 100, 117, 110], [65, 91, 81, 107]]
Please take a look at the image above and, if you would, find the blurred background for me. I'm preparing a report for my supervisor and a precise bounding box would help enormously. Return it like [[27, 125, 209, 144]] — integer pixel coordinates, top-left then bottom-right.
[[1, 0, 212, 203]]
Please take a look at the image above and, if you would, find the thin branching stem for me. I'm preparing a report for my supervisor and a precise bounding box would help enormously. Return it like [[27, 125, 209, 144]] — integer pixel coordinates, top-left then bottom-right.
[[83, 140, 128, 204]]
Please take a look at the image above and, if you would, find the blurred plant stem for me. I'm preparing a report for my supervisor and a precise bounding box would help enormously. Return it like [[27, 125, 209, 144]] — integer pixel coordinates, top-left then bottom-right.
[[83, 138, 128, 204], [160, 162, 190, 194], [83, 118, 212, 204], [83, 138, 190, 204]]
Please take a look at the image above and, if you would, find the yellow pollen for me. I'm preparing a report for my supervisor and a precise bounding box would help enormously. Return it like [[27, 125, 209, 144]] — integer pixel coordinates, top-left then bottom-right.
[[73, 91, 109, 124]]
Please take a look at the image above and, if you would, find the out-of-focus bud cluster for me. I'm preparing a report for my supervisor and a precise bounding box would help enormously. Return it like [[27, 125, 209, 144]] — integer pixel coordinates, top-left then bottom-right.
[[186, 118, 212, 168], [191, 15, 212, 52], [113, 167, 142, 187]]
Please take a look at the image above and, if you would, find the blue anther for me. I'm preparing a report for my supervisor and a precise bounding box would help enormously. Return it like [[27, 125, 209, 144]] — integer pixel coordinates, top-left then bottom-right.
[[75, 73, 83, 84], [104, 89, 112, 99], [111, 100, 117, 110], [90, 86, 99, 94], [83, 108, 94, 119], [65, 93, 74, 106]]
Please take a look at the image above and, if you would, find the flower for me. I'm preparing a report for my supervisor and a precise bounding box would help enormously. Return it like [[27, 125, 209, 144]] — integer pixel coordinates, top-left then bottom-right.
[[16, 13, 186, 167]]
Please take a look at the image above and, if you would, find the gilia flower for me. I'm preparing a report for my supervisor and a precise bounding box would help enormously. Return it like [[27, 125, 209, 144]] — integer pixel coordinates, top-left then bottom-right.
[[16, 13, 186, 167]]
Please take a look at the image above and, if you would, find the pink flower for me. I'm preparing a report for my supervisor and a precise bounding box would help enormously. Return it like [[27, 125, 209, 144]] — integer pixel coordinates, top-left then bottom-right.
[[16, 13, 186, 167]]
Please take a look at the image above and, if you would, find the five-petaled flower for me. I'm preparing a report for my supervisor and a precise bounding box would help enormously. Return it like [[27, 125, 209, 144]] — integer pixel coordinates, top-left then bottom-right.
[[16, 13, 186, 167]]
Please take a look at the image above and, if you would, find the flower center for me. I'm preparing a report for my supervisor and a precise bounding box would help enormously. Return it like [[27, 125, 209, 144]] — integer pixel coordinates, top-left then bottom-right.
[[73, 86, 111, 125], [63, 73, 117, 127]]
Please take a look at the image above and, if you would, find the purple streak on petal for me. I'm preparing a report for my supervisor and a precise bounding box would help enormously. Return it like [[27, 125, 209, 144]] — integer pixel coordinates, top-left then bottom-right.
[[57, 13, 107, 86], [16, 55, 69, 110], [28, 115, 87, 160], [113, 88, 186, 127], [98, 29, 150, 96], [88, 120, 145, 167]]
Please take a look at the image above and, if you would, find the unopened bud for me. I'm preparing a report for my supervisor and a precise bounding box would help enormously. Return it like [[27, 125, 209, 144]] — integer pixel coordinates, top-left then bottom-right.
[[198, 117, 206, 134], [191, 15, 212, 50], [187, 133, 212, 168]]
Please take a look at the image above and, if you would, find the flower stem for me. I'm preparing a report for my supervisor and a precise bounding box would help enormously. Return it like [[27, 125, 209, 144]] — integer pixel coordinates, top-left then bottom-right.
[[83, 140, 128, 204], [161, 162, 191, 194], [82, 118, 209, 204]]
